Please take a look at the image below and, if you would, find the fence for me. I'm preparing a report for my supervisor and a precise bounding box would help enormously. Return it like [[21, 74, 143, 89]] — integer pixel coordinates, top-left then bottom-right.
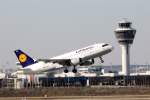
[[1, 75, 150, 88]]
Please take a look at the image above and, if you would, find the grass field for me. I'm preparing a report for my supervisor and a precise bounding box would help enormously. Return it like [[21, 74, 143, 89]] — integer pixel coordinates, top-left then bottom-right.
[[1, 95, 150, 100], [0, 87, 150, 97]]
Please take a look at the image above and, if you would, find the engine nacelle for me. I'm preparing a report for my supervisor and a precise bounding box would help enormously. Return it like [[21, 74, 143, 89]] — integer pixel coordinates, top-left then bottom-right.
[[79, 59, 94, 66], [71, 58, 81, 66]]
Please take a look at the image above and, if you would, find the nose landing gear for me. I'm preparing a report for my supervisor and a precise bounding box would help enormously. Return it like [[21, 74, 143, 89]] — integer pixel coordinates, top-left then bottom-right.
[[99, 57, 104, 63]]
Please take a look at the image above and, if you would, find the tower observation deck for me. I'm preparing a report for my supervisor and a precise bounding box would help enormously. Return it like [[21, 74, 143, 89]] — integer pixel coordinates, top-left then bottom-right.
[[114, 20, 136, 76]]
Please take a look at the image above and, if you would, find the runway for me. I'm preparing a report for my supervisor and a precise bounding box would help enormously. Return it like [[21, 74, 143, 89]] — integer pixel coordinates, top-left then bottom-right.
[[1, 95, 150, 100]]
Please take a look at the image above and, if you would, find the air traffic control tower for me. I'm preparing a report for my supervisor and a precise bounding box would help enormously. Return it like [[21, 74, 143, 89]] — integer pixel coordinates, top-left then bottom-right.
[[114, 20, 136, 76]]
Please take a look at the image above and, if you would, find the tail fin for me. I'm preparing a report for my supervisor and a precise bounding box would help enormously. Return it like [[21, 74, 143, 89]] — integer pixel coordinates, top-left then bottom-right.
[[14, 49, 35, 68]]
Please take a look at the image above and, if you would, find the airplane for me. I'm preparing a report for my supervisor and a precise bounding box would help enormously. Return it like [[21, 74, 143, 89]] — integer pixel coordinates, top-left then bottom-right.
[[13, 43, 113, 75]]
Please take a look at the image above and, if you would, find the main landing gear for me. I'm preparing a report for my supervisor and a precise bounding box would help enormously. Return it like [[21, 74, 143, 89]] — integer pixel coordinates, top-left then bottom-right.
[[64, 66, 77, 73], [64, 69, 68, 73], [72, 66, 77, 73]]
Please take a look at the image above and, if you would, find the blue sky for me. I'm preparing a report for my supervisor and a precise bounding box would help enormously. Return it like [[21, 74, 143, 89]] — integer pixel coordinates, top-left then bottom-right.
[[0, 0, 149, 68]]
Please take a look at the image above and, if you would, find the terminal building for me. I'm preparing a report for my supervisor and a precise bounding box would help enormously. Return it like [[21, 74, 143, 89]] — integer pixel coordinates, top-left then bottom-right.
[[0, 64, 150, 89]]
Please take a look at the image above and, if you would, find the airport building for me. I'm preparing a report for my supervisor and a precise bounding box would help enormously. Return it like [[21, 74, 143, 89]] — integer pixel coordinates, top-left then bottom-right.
[[114, 19, 136, 76], [0, 64, 150, 89]]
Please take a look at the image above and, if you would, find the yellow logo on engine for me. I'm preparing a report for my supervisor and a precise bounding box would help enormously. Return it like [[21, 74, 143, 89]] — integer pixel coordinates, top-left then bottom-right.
[[19, 54, 27, 63]]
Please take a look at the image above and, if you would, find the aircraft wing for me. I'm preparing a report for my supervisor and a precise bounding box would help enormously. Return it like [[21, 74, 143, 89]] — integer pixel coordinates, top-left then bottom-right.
[[37, 59, 71, 66]]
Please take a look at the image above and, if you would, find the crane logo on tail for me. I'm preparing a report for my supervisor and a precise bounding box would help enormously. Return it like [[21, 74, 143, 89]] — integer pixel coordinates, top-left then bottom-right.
[[19, 54, 27, 63]]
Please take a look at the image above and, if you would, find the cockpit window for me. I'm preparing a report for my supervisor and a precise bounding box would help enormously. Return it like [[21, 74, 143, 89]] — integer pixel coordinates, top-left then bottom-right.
[[102, 44, 109, 47]]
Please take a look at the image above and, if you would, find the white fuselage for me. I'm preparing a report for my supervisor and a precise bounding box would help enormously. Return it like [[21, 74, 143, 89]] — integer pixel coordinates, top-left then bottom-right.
[[53, 43, 112, 59], [16, 43, 113, 74]]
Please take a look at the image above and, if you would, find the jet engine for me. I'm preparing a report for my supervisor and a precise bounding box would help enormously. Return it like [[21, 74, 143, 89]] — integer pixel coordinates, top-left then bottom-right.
[[79, 59, 94, 66], [71, 58, 81, 65]]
